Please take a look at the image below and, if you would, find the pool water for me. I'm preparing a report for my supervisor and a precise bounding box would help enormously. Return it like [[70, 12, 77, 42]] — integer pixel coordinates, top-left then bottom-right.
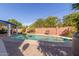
[[11, 34, 71, 42]]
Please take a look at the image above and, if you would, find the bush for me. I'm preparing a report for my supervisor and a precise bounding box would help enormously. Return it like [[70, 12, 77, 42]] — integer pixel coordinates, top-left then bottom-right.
[[0, 28, 7, 34], [64, 27, 76, 37]]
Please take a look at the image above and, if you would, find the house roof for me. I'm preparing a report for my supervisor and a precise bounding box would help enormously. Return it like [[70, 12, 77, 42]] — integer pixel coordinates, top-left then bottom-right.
[[0, 20, 16, 26]]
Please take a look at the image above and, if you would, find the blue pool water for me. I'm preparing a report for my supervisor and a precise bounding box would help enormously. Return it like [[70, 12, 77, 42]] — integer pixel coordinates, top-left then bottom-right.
[[11, 34, 71, 42]]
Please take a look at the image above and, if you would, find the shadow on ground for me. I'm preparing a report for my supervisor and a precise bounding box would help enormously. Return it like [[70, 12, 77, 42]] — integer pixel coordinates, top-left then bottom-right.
[[2, 34, 72, 56], [37, 41, 72, 56], [3, 39, 29, 56]]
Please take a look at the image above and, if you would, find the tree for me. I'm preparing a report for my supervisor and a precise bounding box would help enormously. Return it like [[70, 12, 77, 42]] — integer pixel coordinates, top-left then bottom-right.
[[0, 22, 5, 29], [63, 14, 76, 26], [57, 19, 63, 27], [29, 16, 59, 29], [30, 18, 45, 28], [21, 25, 28, 34], [72, 3, 79, 10], [8, 19, 22, 28], [45, 16, 59, 27], [72, 3, 79, 32], [72, 3, 79, 56], [63, 12, 79, 31]]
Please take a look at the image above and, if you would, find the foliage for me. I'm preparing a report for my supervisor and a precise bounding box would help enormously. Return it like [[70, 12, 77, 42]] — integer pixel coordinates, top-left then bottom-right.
[[63, 13, 76, 26], [0, 28, 7, 34], [63, 27, 76, 37], [45, 16, 58, 27], [29, 16, 60, 29], [21, 26, 27, 33], [63, 12, 79, 32], [0, 22, 6, 26], [8, 19, 22, 28], [28, 12, 79, 37], [72, 3, 79, 32], [32, 18, 45, 28], [72, 3, 79, 10], [0, 22, 7, 34], [57, 20, 63, 27], [28, 24, 36, 30]]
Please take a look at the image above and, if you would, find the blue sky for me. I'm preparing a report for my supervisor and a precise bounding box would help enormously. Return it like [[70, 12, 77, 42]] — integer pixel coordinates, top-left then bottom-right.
[[0, 3, 73, 25]]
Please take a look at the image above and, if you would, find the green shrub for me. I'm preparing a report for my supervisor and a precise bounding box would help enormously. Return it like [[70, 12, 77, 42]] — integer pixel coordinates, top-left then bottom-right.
[[0, 28, 7, 34]]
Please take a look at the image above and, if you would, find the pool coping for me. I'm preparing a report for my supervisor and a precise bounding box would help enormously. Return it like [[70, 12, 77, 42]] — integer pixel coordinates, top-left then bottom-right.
[[27, 33, 72, 40]]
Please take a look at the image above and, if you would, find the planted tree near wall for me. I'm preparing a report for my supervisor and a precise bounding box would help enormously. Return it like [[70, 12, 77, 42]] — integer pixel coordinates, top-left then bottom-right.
[[63, 13, 77, 27], [45, 16, 59, 27], [72, 3, 79, 32], [63, 12, 79, 32], [21, 25, 28, 34], [32, 18, 45, 28], [71, 3, 79, 56], [29, 16, 59, 29], [63, 12, 79, 37]]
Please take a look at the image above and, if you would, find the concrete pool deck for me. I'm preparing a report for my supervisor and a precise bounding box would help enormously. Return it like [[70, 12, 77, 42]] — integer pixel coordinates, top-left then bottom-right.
[[2, 39, 72, 56], [0, 39, 8, 56], [0, 33, 72, 56]]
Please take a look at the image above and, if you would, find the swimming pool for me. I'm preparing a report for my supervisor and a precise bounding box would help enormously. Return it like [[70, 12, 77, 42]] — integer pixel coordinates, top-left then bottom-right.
[[11, 34, 72, 42]]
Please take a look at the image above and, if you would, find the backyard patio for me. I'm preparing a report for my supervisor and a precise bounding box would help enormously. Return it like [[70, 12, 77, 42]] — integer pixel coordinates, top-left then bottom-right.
[[0, 36, 73, 56]]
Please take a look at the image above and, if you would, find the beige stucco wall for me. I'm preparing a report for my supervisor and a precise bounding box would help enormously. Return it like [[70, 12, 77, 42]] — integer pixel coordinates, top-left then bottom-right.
[[35, 27, 72, 35]]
